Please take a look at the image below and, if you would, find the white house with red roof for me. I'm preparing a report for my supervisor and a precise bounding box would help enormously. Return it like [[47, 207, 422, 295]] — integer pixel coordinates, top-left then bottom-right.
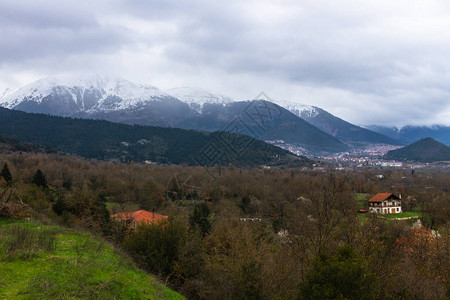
[[368, 193, 402, 214]]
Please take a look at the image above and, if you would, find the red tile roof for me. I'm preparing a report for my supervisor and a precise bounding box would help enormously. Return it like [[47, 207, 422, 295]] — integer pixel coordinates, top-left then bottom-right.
[[368, 193, 399, 202], [111, 210, 168, 225]]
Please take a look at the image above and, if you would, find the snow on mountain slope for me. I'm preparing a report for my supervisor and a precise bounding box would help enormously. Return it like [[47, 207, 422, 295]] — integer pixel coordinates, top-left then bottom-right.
[[275, 100, 320, 118], [0, 88, 13, 102], [0, 75, 169, 114], [84, 77, 171, 113], [166, 87, 234, 112]]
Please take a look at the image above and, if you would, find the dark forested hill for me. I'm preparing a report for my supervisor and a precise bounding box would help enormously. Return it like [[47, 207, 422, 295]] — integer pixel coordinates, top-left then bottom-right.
[[384, 137, 450, 162], [0, 107, 307, 167]]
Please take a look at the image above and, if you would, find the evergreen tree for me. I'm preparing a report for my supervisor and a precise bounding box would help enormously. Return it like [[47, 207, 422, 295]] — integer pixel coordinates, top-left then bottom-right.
[[52, 197, 67, 216], [189, 203, 212, 236], [32, 169, 48, 188], [0, 163, 12, 182]]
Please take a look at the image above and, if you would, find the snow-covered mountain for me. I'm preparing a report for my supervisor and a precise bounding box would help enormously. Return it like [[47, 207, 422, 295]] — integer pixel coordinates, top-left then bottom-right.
[[166, 87, 234, 113], [0, 75, 172, 116], [275, 100, 320, 119], [0, 75, 400, 151], [0, 88, 13, 100], [274, 100, 401, 145]]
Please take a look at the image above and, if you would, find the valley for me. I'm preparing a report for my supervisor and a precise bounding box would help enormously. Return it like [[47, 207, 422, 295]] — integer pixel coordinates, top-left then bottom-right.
[[2, 2, 450, 299]]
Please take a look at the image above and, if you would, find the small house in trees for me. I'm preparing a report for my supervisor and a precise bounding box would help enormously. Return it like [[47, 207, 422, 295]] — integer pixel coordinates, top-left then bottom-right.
[[368, 193, 402, 214], [111, 210, 168, 229]]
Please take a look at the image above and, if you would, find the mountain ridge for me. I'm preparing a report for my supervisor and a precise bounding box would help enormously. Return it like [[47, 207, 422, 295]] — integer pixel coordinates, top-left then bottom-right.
[[367, 125, 450, 146], [288, 105, 404, 145], [1, 76, 405, 153], [166, 87, 234, 113]]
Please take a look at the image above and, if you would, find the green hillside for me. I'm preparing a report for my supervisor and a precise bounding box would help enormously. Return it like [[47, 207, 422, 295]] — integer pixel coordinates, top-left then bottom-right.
[[0, 219, 184, 299]]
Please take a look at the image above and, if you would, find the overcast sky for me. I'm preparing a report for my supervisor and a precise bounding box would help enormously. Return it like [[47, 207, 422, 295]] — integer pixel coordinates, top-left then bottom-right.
[[1, 0, 450, 127]]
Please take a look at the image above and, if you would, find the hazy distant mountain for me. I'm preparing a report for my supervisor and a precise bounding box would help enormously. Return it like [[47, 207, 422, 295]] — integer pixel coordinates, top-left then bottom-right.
[[367, 125, 450, 146], [277, 100, 402, 146], [385, 137, 450, 162]]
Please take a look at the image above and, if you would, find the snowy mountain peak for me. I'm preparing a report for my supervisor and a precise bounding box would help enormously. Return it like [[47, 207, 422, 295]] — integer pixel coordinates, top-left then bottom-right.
[[0, 75, 170, 113], [275, 100, 319, 118], [166, 87, 234, 112]]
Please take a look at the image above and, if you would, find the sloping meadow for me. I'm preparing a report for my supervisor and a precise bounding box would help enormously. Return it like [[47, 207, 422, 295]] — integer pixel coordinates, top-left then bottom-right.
[[0, 219, 184, 299]]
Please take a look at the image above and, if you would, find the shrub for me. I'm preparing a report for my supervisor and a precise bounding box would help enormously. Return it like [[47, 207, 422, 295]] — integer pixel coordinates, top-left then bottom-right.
[[299, 245, 377, 300], [122, 217, 187, 276]]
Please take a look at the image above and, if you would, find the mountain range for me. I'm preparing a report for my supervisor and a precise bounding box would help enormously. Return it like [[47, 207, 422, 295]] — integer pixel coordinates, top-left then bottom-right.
[[384, 137, 450, 162], [1, 76, 405, 153], [368, 125, 450, 146], [283, 102, 402, 146]]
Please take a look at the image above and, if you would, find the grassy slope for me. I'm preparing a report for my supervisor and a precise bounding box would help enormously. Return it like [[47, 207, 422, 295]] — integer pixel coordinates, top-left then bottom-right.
[[382, 211, 422, 219], [0, 219, 184, 299]]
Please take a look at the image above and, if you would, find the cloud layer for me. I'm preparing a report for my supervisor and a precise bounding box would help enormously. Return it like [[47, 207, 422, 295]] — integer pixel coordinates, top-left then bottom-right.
[[1, 0, 450, 126]]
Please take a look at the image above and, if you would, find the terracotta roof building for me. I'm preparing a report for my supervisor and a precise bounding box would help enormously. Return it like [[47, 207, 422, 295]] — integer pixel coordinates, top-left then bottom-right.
[[111, 210, 168, 228], [368, 193, 402, 214]]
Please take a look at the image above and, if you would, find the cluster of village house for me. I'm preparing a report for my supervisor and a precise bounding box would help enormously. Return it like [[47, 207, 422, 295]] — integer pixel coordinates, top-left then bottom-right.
[[111, 193, 403, 228]]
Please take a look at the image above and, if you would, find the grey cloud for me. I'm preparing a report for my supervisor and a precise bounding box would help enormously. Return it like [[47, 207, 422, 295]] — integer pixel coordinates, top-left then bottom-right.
[[0, 1, 98, 29], [0, 0, 449, 126], [0, 1, 131, 65]]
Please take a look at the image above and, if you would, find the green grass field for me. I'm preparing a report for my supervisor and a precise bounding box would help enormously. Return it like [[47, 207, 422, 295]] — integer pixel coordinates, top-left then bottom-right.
[[382, 211, 422, 219], [357, 211, 422, 223], [357, 214, 368, 222], [0, 219, 184, 299]]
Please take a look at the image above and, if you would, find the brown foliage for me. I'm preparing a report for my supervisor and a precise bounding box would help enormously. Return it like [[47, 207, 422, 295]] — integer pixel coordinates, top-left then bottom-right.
[[0, 151, 449, 299]]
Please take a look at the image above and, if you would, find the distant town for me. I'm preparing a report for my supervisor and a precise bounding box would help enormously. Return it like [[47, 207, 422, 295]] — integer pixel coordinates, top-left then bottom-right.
[[266, 140, 449, 169]]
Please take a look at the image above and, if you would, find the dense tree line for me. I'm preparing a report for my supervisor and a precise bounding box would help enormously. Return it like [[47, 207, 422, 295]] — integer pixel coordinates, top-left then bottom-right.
[[0, 151, 449, 299]]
